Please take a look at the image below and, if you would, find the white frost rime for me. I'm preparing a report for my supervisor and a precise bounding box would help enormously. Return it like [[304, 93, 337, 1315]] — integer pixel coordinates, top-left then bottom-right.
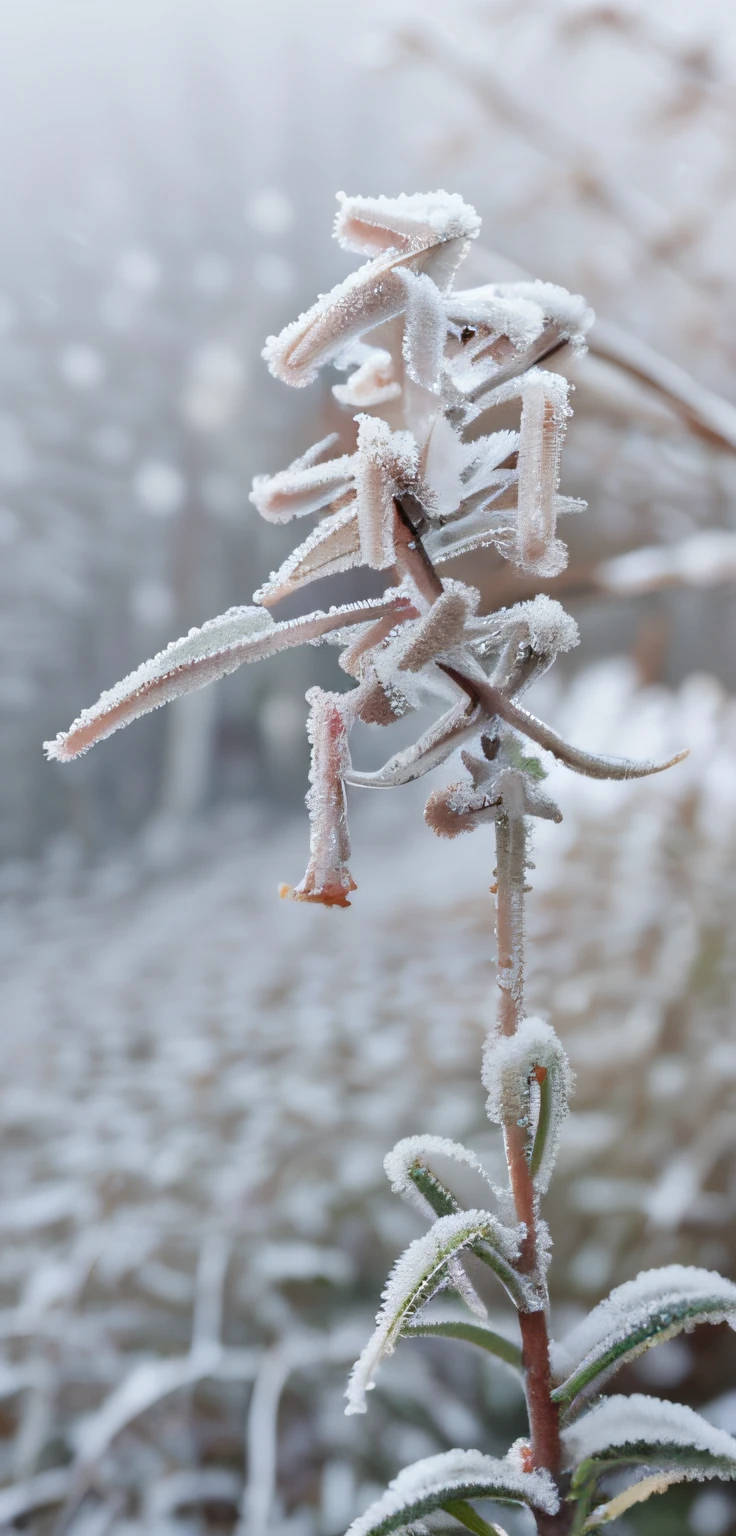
[[47, 188, 685, 908], [563, 1393, 736, 1473], [345, 1210, 520, 1414], [344, 1449, 559, 1536], [482, 1017, 574, 1194], [551, 1266, 736, 1392]]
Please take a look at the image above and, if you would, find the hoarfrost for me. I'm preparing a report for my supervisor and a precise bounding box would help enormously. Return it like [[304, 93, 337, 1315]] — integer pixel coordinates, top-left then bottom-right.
[[354, 416, 417, 569], [399, 270, 448, 391], [345, 1209, 520, 1414], [289, 689, 356, 909], [551, 1266, 736, 1400], [334, 190, 481, 257], [44, 598, 407, 762], [490, 370, 573, 574], [253, 507, 361, 607], [249, 451, 355, 522], [333, 347, 401, 409], [482, 1018, 573, 1194], [344, 1448, 558, 1536], [384, 1136, 498, 1217], [563, 1393, 736, 1474]]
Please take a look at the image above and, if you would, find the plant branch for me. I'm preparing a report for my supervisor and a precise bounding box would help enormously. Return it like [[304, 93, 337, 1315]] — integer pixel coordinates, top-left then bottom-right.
[[494, 812, 569, 1532]]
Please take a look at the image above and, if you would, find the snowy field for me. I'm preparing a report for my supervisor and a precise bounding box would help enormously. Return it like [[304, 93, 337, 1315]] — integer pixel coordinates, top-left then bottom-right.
[[0, 664, 735, 1534]]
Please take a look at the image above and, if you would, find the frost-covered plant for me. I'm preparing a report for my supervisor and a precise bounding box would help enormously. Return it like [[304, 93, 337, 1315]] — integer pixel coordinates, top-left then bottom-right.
[[44, 192, 736, 1533]]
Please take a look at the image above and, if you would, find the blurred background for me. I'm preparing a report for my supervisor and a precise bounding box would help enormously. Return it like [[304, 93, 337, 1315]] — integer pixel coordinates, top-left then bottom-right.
[[2, 0, 736, 1531]]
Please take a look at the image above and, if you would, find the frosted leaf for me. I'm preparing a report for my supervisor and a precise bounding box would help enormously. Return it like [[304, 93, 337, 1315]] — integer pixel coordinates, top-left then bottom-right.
[[424, 764, 562, 840], [265, 250, 464, 391], [426, 501, 517, 565], [421, 414, 489, 518], [355, 416, 417, 568], [482, 1018, 573, 1194], [564, 1393, 736, 1480], [399, 270, 447, 391], [460, 430, 521, 501], [468, 598, 580, 691], [289, 688, 356, 909], [264, 191, 480, 389], [490, 369, 572, 575], [345, 694, 483, 789], [253, 506, 361, 606], [345, 1209, 522, 1413], [338, 591, 419, 679], [334, 190, 481, 258], [333, 347, 401, 408], [446, 289, 551, 354], [493, 595, 579, 659], [249, 451, 355, 523], [384, 1136, 499, 1219], [446, 281, 592, 410], [583, 1471, 689, 1528], [397, 582, 479, 673], [262, 257, 412, 388], [45, 598, 406, 762], [552, 1266, 736, 1411], [503, 281, 594, 346], [344, 1448, 558, 1536], [491, 689, 689, 783]]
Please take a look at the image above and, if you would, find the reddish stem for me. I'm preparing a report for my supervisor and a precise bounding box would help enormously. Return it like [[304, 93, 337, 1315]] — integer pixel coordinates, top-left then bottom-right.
[[494, 813, 571, 1533]]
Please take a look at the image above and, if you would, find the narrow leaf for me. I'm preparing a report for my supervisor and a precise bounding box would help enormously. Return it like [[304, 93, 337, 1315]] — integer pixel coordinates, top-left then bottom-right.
[[563, 1394, 736, 1490], [443, 1497, 508, 1536], [405, 1319, 522, 1372], [384, 1136, 499, 1220], [343, 1449, 558, 1536], [44, 596, 410, 762], [345, 1211, 524, 1414], [581, 1471, 681, 1531], [495, 691, 688, 781], [253, 505, 361, 607], [552, 1266, 736, 1412], [482, 1018, 573, 1196]]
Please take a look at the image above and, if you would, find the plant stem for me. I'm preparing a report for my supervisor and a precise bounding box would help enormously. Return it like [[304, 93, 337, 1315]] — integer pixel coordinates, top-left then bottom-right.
[[494, 811, 570, 1534]]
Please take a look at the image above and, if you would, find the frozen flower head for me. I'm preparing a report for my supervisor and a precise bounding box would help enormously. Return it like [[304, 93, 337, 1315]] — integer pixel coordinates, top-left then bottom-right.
[[44, 192, 686, 905]]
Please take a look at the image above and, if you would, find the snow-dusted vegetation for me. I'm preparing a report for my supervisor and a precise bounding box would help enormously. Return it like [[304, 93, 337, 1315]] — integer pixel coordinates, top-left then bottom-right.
[[3, 3, 736, 1533], [35, 186, 736, 1534]]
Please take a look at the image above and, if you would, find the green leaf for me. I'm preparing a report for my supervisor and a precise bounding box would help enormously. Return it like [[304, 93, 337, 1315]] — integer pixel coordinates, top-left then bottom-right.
[[409, 1163, 460, 1219], [529, 1069, 552, 1183], [564, 1393, 736, 1527], [404, 1319, 523, 1372], [346, 1211, 527, 1414], [343, 1449, 559, 1536], [442, 1498, 509, 1536], [579, 1471, 683, 1531], [552, 1266, 736, 1412]]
